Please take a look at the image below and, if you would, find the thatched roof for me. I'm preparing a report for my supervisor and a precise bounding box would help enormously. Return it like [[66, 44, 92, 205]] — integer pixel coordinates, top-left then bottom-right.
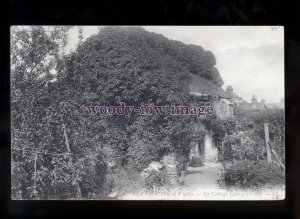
[[189, 73, 229, 98], [230, 92, 247, 103]]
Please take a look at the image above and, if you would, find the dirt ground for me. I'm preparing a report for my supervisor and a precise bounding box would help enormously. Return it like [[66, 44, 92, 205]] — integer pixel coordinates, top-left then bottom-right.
[[184, 162, 223, 189]]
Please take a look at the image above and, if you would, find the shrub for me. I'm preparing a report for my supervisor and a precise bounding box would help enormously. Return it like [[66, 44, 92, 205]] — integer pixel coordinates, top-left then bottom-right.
[[223, 160, 284, 189], [106, 167, 144, 196], [144, 170, 167, 191], [223, 131, 265, 162]]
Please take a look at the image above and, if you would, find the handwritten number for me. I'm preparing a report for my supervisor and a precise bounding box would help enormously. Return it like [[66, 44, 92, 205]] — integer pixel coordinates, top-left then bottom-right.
[[271, 26, 280, 31]]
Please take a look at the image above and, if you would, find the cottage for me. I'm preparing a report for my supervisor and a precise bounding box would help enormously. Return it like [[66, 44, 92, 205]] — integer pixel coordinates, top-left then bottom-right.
[[238, 95, 266, 111], [188, 74, 234, 165]]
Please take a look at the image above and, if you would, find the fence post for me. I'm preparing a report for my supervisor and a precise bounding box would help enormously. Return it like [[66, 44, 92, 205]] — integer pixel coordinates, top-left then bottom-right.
[[264, 123, 272, 162], [269, 142, 285, 169]]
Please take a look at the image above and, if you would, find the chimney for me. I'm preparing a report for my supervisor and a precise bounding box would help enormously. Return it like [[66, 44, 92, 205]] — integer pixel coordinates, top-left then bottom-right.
[[261, 98, 265, 104], [226, 85, 233, 98], [251, 95, 257, 103]]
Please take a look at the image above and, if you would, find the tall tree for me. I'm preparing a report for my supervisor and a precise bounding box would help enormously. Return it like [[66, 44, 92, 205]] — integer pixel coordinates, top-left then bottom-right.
[[11, 26, 73, 199]]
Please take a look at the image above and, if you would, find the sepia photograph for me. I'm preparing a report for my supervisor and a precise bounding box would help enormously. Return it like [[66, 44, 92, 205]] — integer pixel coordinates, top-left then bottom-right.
[[10, 26, 285, 200]]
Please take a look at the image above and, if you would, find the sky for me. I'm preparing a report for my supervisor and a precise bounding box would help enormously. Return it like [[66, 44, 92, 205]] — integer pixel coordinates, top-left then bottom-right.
[[67, 26, 284, 103]]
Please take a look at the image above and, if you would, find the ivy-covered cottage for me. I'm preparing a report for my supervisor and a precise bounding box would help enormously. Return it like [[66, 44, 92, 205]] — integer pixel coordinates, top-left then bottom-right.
[[188, 73, 234, 165]]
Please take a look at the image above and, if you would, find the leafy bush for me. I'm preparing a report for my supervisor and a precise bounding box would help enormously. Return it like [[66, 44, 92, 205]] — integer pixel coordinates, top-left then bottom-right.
[[105, 167, 144, 197], [223, 160, 285, 189], [144, 170, 167, 191], [223, 130, 265, 162], [235, 109, 285, 161]]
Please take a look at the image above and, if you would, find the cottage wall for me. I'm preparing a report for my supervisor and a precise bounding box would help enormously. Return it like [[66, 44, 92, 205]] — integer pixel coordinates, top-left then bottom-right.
[[204, 130, 218, 162], [214, 98, 233, 119]]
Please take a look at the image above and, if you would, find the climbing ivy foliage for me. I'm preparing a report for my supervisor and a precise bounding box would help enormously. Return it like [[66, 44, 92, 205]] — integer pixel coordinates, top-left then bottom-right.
[[202, 115, 236, 140], [11, 26, 224, 199], [59, 26, 222, 171]]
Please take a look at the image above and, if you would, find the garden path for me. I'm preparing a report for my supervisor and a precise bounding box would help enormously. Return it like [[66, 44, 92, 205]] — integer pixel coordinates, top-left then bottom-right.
[[184, 162, 223, 190], [119, 161, 284, 200]]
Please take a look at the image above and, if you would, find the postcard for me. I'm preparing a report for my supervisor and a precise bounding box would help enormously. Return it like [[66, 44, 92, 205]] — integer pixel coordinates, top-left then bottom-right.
[[11, 26, 285, 200]]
